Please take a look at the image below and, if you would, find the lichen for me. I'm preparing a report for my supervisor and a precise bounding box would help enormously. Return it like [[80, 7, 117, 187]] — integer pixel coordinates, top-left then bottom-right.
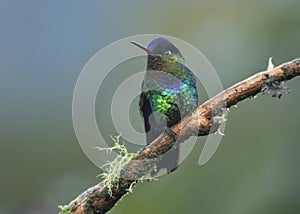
[[94, 134, 157, 196], [262, 79, 290, 98], [58, 205, 72, 214], [262, 57, 290, 98], [212, 106, 227, 136]]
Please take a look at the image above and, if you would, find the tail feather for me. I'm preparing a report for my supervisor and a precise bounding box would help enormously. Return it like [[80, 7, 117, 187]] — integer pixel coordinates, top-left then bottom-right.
[[140, 91, 180, 174], [145, 119, 179, 174]]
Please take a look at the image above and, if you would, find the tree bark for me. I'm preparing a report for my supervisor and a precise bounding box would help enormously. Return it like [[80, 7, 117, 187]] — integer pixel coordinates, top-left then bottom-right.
[[63, 58, 300, 214]]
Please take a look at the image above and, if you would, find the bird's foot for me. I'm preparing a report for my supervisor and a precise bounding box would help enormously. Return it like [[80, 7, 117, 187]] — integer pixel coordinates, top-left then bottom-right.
[[164, 127, 177, 141]]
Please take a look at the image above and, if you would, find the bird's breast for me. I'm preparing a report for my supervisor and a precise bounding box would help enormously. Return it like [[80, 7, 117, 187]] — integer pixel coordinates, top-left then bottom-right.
[[143, 69, 187, 93]]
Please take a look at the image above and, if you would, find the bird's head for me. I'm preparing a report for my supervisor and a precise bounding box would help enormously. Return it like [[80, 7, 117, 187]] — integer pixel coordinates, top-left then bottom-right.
[[131, 37, 184, 64]]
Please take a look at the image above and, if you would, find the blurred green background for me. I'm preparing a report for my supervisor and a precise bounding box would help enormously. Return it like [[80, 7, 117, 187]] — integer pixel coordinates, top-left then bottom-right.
[[1, 0, 300, 213]]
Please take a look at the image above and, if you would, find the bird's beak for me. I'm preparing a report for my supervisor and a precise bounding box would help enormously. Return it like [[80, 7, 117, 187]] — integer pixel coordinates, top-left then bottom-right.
[[130, 41, 153, 54]]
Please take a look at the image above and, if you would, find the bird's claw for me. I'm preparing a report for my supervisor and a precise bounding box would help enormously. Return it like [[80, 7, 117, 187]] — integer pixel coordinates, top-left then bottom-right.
[[165, 127, 177, 141]]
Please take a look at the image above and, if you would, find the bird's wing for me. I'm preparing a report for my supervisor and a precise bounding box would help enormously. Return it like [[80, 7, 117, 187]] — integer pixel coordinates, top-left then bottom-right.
[[139, 90, 161, 145]]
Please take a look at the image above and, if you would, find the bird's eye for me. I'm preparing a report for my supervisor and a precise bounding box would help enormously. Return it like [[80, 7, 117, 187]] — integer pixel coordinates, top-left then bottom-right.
[[164, 50, 172, 56]]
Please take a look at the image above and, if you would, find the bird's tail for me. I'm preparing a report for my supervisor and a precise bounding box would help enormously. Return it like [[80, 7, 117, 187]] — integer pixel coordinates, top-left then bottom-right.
[[156, 146, 179, 173], [146, 127, 179, 174]]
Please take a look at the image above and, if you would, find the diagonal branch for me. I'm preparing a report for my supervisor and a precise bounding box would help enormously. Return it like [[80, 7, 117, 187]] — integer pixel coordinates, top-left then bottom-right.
[[63, 58, 300, 214]]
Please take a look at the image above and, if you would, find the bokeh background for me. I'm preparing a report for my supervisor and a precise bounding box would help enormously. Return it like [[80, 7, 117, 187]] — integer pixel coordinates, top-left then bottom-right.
[[1, 0, 300, 213]]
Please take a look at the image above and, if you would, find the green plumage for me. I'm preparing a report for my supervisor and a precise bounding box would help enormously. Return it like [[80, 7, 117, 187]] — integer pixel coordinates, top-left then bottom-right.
[[141, 57, 198, 124], [133, 37, 199, 173]]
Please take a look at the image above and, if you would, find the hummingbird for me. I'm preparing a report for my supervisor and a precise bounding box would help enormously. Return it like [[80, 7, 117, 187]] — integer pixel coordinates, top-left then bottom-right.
[[131, 37, 199, 174]]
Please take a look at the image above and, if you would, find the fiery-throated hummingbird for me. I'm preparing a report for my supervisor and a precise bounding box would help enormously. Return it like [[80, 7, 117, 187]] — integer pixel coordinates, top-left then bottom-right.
[[131, 37, 199, 173]]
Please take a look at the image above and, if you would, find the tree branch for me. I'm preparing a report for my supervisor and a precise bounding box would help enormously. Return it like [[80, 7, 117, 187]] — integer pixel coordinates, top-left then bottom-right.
[[63, 58, 300, 214]]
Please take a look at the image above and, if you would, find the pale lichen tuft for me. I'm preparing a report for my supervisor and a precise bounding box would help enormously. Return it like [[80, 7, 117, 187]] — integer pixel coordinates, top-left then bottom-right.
[[58, 205, 72, 214]]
